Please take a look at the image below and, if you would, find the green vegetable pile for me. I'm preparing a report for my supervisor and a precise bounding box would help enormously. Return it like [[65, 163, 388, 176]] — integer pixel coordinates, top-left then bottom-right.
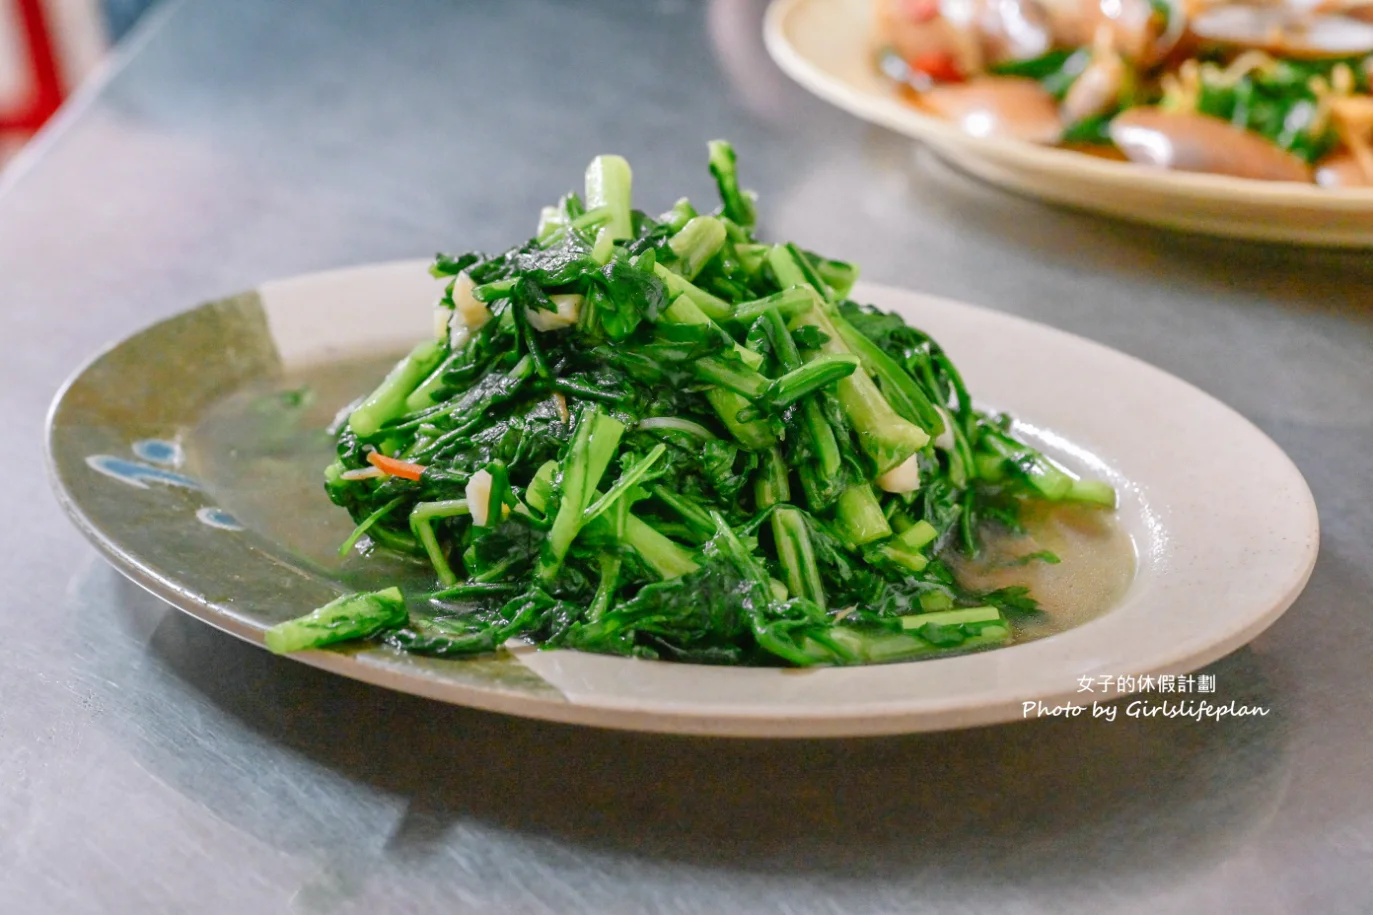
[[266, 142, 1115, 667]]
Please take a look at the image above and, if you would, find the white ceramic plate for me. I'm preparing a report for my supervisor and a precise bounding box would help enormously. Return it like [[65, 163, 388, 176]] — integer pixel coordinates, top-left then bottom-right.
[[765, 0, 1373, 246], [47, 260, 1318, 736]]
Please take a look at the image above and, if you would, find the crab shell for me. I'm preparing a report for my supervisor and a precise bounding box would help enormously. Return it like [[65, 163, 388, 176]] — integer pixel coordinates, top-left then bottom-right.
[[919, 76, 1065, 143], [1109, 109, 1314, 182]]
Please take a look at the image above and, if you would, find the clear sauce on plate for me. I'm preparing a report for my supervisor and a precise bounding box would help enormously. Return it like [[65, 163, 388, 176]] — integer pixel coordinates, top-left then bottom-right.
[[183, 352, 432, 592], [946, 501, 1136, 643]]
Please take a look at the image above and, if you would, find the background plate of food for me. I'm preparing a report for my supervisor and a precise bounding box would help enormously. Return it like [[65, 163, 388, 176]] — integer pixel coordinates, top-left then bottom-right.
[[765, 0, 1373, 245]]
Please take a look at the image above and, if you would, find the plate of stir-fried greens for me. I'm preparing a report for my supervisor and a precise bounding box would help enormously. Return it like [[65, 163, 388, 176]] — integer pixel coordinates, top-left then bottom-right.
[[767, 0, 1373, 245], [47, 143, 1317, 735]]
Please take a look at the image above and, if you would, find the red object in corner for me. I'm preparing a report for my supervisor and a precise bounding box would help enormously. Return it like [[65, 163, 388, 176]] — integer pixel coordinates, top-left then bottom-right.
[[908, 50, 964, 84], [0, 0, 66, 133]]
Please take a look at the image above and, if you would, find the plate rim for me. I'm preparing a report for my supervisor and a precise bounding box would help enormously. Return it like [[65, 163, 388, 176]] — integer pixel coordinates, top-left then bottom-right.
[[46, 261, 1321, 737]]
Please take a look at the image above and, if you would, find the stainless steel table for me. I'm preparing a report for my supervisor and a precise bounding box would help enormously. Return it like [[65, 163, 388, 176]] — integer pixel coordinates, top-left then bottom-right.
[[4, 1, 1371, 911]]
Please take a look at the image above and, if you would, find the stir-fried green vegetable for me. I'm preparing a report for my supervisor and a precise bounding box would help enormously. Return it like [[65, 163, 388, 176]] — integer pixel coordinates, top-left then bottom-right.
[[266, 143, 1115, 667]]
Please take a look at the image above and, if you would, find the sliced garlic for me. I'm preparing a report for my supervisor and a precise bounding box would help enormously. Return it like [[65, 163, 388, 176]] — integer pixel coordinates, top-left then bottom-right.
[[876, 454, 921, 494], [466, 469, 493, 527], [451, 271, 490, 333], [448, 312, 470, 351], [433, 299, 454, 341], [525, 293, 582, 332], [934, 406, 956, 452], [339, 466, 386, 481]]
